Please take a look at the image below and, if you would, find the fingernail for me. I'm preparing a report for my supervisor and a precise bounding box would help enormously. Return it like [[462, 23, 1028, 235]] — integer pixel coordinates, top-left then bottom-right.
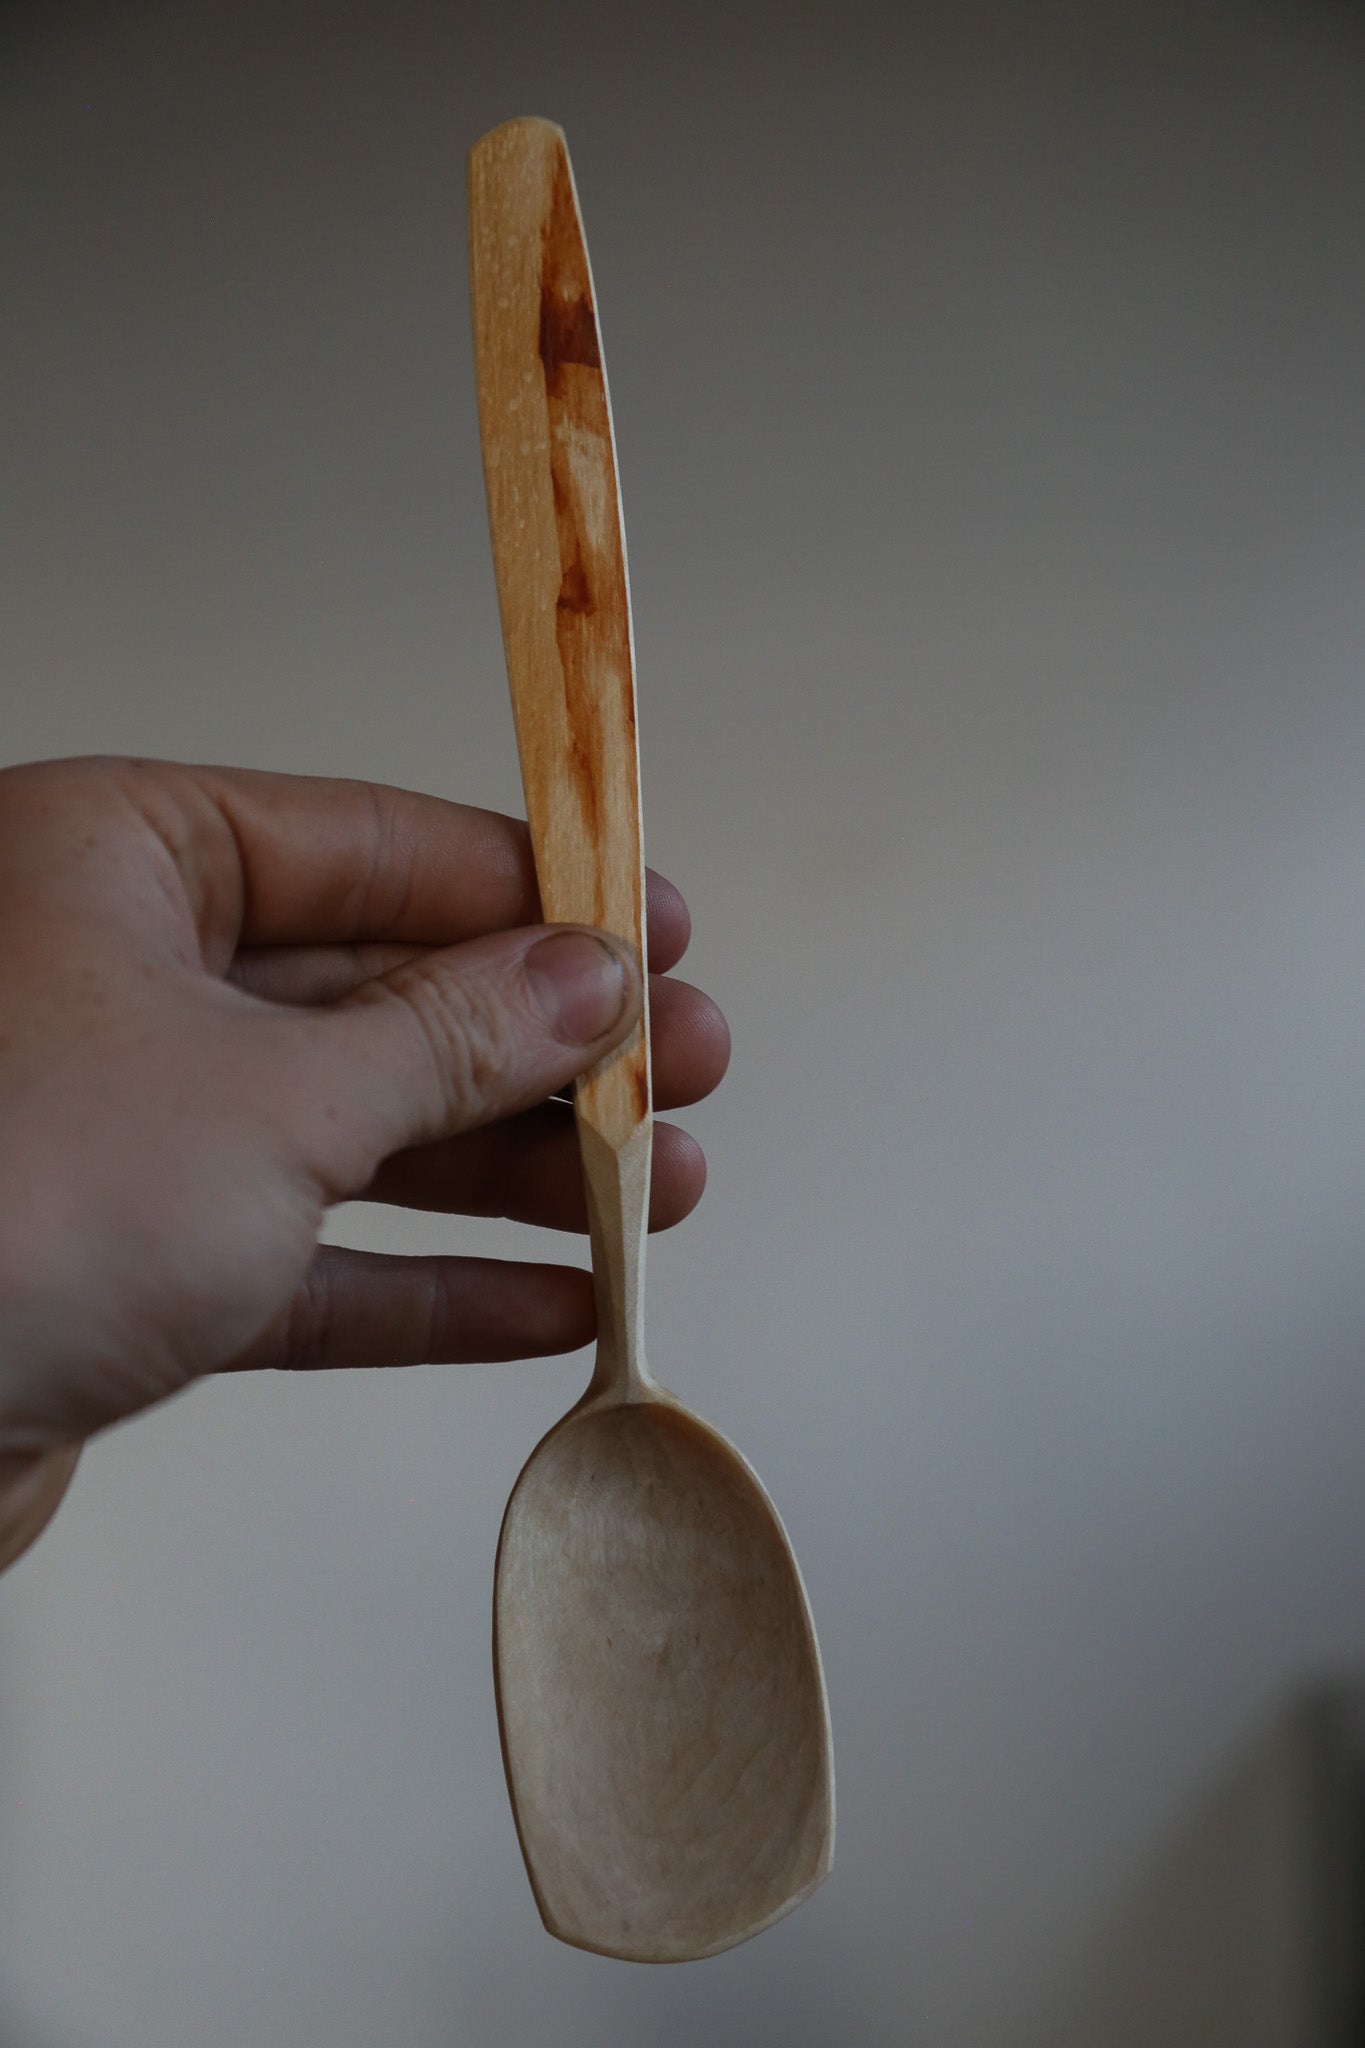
[[524, 931, 631, 1044]]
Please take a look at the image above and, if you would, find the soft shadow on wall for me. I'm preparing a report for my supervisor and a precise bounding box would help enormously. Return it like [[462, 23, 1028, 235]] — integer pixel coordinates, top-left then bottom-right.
[[1030, 1681, 1365, 2048]]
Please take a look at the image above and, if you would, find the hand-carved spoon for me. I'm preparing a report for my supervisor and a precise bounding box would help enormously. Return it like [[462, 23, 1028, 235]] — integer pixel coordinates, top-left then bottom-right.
[[468, 117, 834, 1964]]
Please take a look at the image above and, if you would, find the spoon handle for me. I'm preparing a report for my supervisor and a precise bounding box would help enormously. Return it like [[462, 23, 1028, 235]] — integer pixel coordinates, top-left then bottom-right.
[[469, 118, 652, 1392]]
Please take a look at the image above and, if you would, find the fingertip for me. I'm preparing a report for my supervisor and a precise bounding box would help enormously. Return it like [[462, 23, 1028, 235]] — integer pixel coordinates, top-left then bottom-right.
[[647, 977, 732, 1110], [644, 869, 691, 971], [647, 1124, 707, 1230], [523, 1263, 597, 1353], [449, 1259, 598, 1359], [694, 991, 731, 1085]]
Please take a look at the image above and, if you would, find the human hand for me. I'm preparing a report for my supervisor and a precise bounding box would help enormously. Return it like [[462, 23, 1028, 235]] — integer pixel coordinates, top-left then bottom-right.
[[0, 758, 728, 1568]]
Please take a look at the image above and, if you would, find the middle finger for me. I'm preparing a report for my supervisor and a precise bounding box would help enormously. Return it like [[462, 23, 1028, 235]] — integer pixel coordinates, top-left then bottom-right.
[[360, 1101, 708, 1235]]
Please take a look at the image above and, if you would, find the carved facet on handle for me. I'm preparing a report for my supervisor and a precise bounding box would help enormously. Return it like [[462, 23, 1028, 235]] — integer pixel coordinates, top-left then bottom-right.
[[468, 118, 653, 1397]]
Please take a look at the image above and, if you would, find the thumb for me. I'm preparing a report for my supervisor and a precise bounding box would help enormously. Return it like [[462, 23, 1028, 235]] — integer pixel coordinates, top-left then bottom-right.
[[299, 924, 640, 1179]]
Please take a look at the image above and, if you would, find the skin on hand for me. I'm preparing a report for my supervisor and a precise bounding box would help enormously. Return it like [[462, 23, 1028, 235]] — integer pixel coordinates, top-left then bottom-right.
[[0, 758, 730, 1569]]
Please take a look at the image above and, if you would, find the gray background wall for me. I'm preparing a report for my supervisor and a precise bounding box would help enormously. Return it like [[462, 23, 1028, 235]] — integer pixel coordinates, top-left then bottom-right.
[[3, 2, 1365, 2042]]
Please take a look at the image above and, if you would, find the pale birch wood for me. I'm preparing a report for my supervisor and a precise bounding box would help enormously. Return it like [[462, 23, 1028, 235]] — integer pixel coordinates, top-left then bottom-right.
[[469, 115, 834, 1963]]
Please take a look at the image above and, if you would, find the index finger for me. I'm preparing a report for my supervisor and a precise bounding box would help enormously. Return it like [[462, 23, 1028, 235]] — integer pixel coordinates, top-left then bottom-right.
[[164, 764, 692, 970]]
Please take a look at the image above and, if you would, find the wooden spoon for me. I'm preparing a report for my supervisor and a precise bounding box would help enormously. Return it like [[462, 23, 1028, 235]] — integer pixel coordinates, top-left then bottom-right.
[[468, 117, 834, 1964]]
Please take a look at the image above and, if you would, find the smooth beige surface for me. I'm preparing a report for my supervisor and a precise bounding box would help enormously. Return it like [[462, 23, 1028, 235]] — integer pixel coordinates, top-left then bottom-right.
[[469, 116, 834, 1960], [495, 1401, 832, 1962]]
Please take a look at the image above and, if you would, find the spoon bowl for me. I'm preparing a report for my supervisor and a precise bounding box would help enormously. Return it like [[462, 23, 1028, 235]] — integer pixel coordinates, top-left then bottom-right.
[[496, 1393, 833, 1960]]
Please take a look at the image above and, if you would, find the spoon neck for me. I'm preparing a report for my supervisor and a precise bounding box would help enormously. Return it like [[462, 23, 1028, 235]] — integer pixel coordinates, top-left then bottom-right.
[[576, 1111, 653, 1402]]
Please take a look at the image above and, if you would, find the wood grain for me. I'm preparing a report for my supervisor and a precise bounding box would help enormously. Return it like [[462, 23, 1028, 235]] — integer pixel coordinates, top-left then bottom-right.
[[469, 116, 650, 1395], [471, 116, 834, 1964], [495, 1402, 834, 1962]]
